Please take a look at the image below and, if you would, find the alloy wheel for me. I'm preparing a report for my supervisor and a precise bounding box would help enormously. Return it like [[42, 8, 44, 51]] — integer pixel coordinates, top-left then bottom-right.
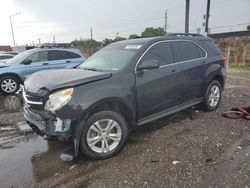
[[1, 78, 17, 93], [86, 119, 122, 154], [208, 85, 220, 107]]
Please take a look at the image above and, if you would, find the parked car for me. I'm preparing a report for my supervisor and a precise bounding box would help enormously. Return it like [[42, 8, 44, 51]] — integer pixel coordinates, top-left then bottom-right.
[[0, 48, 84, 94], [3, 51, 19, 56], [0, 54, 14, 63], [23, 33, 226, 160]]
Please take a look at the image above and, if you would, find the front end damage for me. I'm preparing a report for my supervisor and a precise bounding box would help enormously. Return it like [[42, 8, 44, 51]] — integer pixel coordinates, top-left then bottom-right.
[[22, 88, 79, 160]]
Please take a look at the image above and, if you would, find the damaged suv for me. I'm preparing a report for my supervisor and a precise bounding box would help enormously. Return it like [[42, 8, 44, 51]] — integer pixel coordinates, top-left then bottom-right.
[[23, 33, 226, 160]]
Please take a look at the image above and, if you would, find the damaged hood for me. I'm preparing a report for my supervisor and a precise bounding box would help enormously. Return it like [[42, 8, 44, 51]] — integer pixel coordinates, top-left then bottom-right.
[[24, 68, 112, 94]]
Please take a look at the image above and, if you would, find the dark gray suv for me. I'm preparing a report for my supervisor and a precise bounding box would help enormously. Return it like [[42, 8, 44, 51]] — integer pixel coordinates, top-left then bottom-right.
[[23, 33, 226, 160]]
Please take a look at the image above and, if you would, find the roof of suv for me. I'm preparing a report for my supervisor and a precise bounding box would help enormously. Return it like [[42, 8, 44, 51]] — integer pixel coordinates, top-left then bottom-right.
[[113, 35, 211, 47]]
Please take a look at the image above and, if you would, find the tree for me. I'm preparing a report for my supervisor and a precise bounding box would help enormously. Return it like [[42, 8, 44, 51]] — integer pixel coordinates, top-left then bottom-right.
[[103, 38, 113, 46], [70, 39, 101, 48], [114, 36, 127, 42], [141, 27, 166, 38], [247, 25, 250, 30], [128, 34, 140, 39]]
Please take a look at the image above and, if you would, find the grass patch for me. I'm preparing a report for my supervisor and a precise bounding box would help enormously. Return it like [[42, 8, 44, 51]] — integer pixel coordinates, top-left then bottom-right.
[[229, 64, 250, 71]]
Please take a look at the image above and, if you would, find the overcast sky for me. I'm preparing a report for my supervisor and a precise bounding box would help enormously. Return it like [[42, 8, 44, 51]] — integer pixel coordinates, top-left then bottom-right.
[[0, 0, 249, 46]]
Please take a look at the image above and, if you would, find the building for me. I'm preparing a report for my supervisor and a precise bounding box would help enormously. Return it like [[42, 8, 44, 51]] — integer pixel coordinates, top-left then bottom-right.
[[0, 46, 12, 52], [209, 30, 250, 67]]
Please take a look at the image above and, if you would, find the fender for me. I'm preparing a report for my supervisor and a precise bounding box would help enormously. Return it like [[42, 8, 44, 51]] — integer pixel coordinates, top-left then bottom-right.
[[202, 63, 225, 95]]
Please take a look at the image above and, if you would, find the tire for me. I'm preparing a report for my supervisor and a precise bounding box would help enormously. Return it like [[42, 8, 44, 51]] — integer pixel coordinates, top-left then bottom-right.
[[0, 76, 20, 95], [80, 110, 129, 160], [202, 80, 222, 111]]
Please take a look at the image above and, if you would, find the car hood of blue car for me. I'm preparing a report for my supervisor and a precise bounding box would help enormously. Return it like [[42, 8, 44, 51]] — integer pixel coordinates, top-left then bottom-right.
[[0, 63, 9, 68], [24, 68, 112, 94]]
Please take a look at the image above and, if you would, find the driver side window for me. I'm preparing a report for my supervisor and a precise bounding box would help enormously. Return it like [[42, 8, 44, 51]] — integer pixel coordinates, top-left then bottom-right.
[[28, 51, 48, 63], [140, 42, 174, 66]]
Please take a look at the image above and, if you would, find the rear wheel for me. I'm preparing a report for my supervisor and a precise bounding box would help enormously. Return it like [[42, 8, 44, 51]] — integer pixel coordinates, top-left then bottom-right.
[[0, 76, 20, 95], [80, 111, 129, 160], [202, 80, 222, 111]]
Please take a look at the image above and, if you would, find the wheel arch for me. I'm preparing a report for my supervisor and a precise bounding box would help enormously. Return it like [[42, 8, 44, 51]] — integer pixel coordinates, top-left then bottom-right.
[[84, 97, 136, 128], [0, 73, 23, 84]]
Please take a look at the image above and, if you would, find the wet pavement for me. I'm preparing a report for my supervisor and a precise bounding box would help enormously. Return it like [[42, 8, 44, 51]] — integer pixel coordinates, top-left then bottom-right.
[[0, 69, 250, 188]]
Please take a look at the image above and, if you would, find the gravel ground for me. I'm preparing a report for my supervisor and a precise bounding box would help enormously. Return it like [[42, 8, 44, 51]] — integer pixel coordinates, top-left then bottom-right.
[[0, 69, 250, 188]]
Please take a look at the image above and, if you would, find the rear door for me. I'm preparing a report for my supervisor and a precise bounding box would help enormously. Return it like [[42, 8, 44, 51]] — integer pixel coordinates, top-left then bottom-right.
[[136, 41, 178, 119], [19, 51, 50, 79], [171, 40, 207, 104], [48, 50, 83, 69]]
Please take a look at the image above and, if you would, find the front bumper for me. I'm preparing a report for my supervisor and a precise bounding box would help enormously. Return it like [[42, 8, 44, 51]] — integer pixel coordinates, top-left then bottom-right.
[[24, 105, 46, 136], [22, 88, 72, 137]]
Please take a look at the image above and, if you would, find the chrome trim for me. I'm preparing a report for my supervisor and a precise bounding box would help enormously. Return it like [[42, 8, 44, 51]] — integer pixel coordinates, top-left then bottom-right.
[[22, 87, 43, 105], [134, 39, 208, 73]]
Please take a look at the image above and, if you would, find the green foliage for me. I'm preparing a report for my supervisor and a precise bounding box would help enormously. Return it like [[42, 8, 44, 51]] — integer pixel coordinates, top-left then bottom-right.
[[114, 36, 127, 42], [102, 36, 127, 46], [71, 26, 167, 47], [247, 25, 250, 30], [141, 27, 166, 38], [71, 39, 102, 48], [128, 34, 141, 39], [102, 38, 113, 46], [230, 64, 250, 70]]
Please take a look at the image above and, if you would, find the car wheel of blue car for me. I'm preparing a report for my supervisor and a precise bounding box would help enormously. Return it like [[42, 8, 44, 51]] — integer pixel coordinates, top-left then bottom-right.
[[0, 76, 20, 95]]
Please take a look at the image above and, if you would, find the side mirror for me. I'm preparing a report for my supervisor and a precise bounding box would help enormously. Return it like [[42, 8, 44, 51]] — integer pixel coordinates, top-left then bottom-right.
[[22, 59, 32, 65], [137, 59, 160, 71]]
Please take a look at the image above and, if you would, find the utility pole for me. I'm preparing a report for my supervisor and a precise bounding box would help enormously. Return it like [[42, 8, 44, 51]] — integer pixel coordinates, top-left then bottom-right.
[[164, 10, 168, 33], [90, 27, 93, 40], [205, 0, 211, 34], [185, 0, 190, 33], [9, 13, 21, 46], [53, 35, 56, 43], [38, 38, 41, 45]]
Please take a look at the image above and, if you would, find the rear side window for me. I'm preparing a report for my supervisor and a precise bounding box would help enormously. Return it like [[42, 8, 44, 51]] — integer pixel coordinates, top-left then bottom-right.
[[28, 51, 48, 63], [172, 41, 205, 62], [200, 40, 221, 56], [48, 50, 81, 61], [0, 55, 12, 60], [141, 42, 174, 66]]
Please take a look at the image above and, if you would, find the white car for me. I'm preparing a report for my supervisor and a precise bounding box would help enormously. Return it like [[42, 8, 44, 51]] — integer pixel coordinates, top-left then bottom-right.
[[0, 54, 14, 63]]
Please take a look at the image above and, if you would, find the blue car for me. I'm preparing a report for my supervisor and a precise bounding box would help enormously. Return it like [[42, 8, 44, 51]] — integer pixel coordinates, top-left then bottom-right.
[[0, 48, 84, 94]]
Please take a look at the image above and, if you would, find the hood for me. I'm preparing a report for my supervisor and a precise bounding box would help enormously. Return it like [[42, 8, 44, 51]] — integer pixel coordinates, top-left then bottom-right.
[[0, 62, 8, 68], [24, 69, 112, 94]]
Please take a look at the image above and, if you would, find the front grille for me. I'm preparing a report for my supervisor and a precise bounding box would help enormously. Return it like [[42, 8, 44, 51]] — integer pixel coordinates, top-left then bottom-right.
[[22, 87, 44, 110]]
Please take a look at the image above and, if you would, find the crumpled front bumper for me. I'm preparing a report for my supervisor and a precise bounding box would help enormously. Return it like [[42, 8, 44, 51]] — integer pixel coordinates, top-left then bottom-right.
[[24, 105, 46, 136], [22, 88, 72, 138]]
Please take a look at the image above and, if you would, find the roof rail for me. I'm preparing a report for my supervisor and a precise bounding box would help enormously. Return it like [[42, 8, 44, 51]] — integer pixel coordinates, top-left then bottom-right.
[[40, 43, 71, 48], [167, 33, 205, 37]]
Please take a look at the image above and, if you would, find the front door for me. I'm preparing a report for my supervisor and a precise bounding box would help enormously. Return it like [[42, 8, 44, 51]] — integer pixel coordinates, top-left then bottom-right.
[[135, 41, 178, 119], [20, 51, 50, 80]]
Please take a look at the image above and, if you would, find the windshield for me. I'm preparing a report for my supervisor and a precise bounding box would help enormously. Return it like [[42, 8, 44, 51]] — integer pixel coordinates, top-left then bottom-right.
[[78, 49, 137, 71], [5, 50, 32, 64]]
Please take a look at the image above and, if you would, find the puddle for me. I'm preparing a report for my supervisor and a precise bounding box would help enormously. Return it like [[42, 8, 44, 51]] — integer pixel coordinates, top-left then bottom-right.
[[0, 136, 74, 188], [0, 95, 23, 113]]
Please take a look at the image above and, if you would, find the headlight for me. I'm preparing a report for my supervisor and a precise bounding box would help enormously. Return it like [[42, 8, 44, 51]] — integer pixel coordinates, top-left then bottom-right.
[[44, 88, 73, 113]]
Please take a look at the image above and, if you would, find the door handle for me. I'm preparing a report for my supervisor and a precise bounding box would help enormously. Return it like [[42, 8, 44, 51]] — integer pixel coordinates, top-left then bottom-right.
[[170, 69, 178, 76], [170, 69, 176, 74], [43, 63, 49, 65], [66, 60, 71, 63]]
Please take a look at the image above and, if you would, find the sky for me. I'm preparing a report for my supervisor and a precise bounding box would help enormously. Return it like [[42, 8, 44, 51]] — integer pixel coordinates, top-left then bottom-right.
[[0, 0, 249, 46]]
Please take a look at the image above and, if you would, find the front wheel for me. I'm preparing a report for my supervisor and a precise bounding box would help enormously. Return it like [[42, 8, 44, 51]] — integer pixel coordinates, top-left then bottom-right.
[[0, 76, 20, 95], [80, 111, 129, 160], [202, 80, 222, 111]]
